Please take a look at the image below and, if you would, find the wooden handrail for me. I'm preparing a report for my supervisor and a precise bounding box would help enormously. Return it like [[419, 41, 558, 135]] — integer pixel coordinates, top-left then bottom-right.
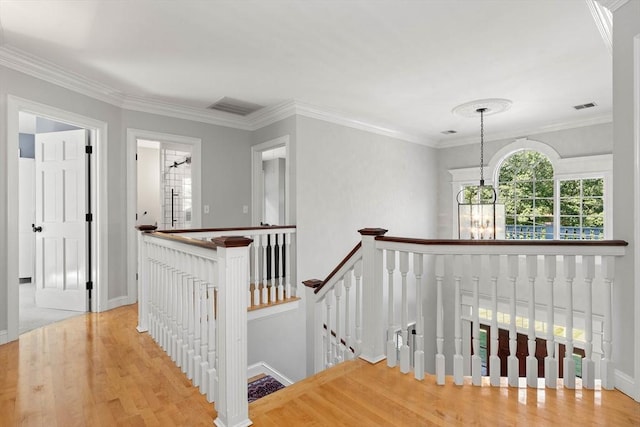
[[155, 225, 296, 234], [304, 242, 362, 295], [377, 236, 628, 247]]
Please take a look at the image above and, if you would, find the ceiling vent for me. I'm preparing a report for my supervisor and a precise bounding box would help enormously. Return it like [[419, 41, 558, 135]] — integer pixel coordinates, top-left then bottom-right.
[[207, 97, 264, 116], [573, 102, 597, 110], [441, 130, 457, 135]]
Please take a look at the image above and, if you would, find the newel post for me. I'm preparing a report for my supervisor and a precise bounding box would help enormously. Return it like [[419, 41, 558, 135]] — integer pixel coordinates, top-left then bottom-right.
[[212, 236, 253, 427], [358, 228, 388, 363], [136, 229, 151, 333]]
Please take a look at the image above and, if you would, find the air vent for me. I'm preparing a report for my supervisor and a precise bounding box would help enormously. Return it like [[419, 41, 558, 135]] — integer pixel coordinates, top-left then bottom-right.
[[573, 102, 597, 110], [207, 97, 264, 116], [441, 130, 457, 135]]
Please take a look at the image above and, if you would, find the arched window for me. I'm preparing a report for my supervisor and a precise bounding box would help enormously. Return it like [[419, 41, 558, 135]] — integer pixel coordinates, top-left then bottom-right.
[[498, 151, 554, 239], [497, 149, 605, 240]]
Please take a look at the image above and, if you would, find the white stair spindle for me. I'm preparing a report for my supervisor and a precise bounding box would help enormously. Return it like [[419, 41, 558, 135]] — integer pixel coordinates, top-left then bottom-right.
[[489, 255, 501, 387], [285, 232, 292, 298], [414, 253, 425, 381], [193, 259, 203, 388], [270, 233, 277, 303], [186, 254, 196, 381], [253, 235, 261, 306], [175, 252, 184, 369], [507, 255, 519, 387], [544, 255, 558, 389], [386, 250, 397, 367], [601, 256, 615, 390], [335, 279, 344, 364], [453, 254, 464, 386], [344, 270, 353, 360], [262, 234, 268, 305], [277, 234, 285, 301], [526, 255, 538, 388], [582, 255, 596, 389], [433, 254, 443, 384], [325, 289, 334, 368], [354, 260, 363, 356], [206, 279, 217, 403], [563, 255, 576, 389], [399, 251, 410, 374], [471, 255, 482, 386]]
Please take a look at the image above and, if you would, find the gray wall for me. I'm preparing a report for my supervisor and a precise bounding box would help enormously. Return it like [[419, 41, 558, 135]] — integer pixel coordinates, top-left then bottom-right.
[[612, 0, 640, 387]]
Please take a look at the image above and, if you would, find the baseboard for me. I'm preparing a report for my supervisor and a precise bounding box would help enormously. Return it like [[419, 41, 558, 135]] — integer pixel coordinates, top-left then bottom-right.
[[105, 296, 131, 311], [0, 329, 8, 345], [248, 361, 294, 386], [615, 369, 638, 401]]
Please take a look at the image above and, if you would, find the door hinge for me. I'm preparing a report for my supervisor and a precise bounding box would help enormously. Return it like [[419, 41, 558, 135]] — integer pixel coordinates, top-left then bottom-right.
[[86, 281, 93, 291], [85, 145, 93, 154], [86, 213, 93, 222]]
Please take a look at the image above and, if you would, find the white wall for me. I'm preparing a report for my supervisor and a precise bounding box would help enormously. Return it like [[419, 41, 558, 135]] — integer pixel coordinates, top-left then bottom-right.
[[611, 0, 640, 398], [137, 146, 161, 226], [296, 116, 438, 376], [263, 158, 285, 225]]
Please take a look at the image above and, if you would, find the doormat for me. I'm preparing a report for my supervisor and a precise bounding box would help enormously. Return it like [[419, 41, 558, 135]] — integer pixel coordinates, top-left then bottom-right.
[[248, 375, 285, 402]]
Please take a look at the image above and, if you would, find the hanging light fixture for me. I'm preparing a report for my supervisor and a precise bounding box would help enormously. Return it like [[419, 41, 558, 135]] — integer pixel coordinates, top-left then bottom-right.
[[453, 99, 509, 240]]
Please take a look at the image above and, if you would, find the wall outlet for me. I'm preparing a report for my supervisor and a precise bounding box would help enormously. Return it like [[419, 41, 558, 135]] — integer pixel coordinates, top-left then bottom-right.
[[204, 204, 210, 214], [242, 205, 249, 214]]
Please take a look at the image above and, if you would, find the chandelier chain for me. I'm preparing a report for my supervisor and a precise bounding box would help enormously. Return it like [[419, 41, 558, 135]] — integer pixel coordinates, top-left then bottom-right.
[[479, 108, 485, 184]]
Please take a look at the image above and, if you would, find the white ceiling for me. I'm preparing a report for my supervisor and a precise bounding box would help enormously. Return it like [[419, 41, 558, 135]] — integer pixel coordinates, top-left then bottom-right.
[[0, 1, 612, 146]]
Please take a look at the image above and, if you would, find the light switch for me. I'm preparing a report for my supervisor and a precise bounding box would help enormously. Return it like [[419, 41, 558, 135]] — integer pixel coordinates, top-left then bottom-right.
[[242, 205, 249, 214]]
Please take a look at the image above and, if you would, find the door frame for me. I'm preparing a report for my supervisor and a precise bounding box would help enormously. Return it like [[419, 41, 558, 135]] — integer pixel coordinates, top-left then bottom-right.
[[6, 95, 108, 341], [126, 128, 202, 312], [251, 135, 290, 226]]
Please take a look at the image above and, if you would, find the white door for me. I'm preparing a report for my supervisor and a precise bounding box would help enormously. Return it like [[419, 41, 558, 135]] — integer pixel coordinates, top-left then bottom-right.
[[19, 158, 35, 279], [34, 129, 89, 311]]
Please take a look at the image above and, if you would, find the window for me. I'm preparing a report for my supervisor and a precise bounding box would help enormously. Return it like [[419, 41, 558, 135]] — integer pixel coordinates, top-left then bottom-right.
[[498, 151, 554, 239], [497, 150, 605, 240]]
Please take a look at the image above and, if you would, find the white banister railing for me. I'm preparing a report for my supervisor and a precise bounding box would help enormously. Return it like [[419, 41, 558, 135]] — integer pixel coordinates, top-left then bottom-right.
[[137, 229, 253, 427], [164, 226, 297, 310], [307, 228, 627, 392]]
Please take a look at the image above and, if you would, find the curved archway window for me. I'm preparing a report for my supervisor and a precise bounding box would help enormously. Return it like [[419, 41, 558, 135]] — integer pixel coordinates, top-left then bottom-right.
[[497, 150, 605, 240], [498, 150, 554, 239]]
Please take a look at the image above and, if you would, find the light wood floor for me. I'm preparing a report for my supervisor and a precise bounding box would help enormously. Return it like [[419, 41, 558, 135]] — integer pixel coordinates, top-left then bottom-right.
[[1, 304, 639, 426]]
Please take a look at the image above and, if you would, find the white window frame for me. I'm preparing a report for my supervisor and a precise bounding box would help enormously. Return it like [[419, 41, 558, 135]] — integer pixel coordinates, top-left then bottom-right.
[[449, 138, 613, 239]]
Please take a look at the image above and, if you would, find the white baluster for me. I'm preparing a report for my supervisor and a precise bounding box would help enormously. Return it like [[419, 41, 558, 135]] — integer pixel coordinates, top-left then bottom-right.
[[253, 235, 261, 306], [507, 255, 519, 387], [335, 279, 344, 364], [489, 255, 501, 387], [582, 255, 596, 389], [186, 254, 196, 381], [601, 256, 615, 390], [344, 271, 353, 360], [262, 234, 269, 305], [471, 255, 482, 386], [285, 232, 292, 298], [175, 251, 184, 369], [193, 258, 203, 387], [399, 251, 410, 374], [544, 255, 558, 389], [277, 234, 285, 301], [354, 259, 363, 356], [453, 254, 464, 386], [386, 250, 397, 367], [325, 289, 334, 368], [270, 233, 277, 303], [181, 253, 190, 374], [563, 255, 576, 389], [199, 271, 209, 394], [206, 279, 217, 403], [433, 254, 442, 384], [526, 255, 538, 388]]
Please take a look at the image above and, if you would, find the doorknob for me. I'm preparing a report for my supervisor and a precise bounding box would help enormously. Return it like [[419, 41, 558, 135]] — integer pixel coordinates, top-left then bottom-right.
[[32, 224, 43, 233]]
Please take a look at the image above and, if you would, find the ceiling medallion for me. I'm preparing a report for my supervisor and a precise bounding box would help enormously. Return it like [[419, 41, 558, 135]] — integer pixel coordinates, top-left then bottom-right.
[[452, 98, 512, 118]]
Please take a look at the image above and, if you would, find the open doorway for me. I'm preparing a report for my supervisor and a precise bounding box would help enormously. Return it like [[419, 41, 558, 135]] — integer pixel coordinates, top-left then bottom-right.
[[126, 129, 202, 323], [6, 96, 108, 343], [252, 136, 290, 226], [17, 112, 89, 334]]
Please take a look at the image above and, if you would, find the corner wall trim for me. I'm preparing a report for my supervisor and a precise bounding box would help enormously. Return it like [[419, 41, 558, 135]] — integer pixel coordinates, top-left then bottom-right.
[[247, 361, 294, 386]]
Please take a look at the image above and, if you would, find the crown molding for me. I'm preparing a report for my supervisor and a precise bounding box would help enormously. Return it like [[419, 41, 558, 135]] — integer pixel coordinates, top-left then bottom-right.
[[586, 0, 612, 55], [292, 101, 437, 147], [436, 114, 613, 149], [121, 94, 252, 130], [595, 0, 629, 12], [0, 44, 431, 145]]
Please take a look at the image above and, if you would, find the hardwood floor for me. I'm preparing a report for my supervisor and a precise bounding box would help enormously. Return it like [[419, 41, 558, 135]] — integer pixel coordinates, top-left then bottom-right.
[[1, 304, 638, 426]]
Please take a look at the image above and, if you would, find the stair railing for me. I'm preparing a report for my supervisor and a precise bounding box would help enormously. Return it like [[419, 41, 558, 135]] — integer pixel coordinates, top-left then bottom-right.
[[305, 227, 627, 391]]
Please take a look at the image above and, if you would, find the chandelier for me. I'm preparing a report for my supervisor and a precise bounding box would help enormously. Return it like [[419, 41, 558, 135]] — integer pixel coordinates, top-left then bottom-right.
[[453, 100, 509, 240]]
